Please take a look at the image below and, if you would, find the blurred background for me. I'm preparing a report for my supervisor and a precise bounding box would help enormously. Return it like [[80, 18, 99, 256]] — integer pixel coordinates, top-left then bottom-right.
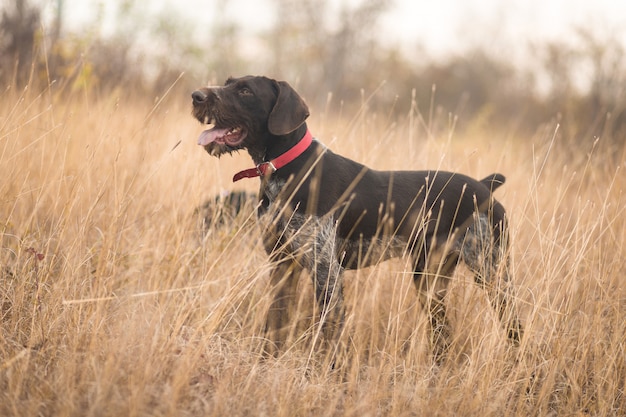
[[2, 0, 625, 142]]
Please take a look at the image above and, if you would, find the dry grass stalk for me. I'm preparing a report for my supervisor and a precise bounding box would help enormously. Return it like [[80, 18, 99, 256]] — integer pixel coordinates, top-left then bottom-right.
[[0, 81, 624, 416]]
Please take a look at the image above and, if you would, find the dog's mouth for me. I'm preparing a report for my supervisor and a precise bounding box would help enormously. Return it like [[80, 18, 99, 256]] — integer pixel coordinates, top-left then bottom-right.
[[198, 125, 247, 147], [196, 117, 248, 156]]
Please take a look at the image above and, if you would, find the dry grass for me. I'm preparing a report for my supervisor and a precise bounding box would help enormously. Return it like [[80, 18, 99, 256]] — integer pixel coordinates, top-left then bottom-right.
[[1, 81, 625, 417]]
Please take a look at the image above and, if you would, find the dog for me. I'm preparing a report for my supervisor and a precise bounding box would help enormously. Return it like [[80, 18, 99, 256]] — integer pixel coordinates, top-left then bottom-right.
[[195, 190, 256, 229], [191, 75, 522, 354]]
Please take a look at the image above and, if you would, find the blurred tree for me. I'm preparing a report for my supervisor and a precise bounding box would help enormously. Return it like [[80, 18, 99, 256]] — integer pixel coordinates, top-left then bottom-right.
[[267, 0, 328, 85], [198, 2, 248, 84], [1, 0, 623, 144], [0, 0, 41, 86], [576, 28, 626, 141], [322, 0, 390, 97], [539, 28, 626, 142], [266, 0, 390, 105]]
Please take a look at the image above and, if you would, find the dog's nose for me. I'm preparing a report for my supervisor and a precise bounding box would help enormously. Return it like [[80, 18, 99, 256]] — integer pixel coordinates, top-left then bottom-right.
[[192, 90, 208, 104]]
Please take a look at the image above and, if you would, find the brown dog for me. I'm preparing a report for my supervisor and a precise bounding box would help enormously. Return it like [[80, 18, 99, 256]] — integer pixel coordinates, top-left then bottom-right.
[[191, 75, 522, 353]]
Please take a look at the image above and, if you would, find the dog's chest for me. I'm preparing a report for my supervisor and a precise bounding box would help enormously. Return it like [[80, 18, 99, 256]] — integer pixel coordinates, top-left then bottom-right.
[[259, 178, 286, 211]]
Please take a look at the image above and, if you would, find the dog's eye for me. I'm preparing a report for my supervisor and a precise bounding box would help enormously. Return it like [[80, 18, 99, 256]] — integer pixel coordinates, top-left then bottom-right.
[[238, 87, 253, 97]]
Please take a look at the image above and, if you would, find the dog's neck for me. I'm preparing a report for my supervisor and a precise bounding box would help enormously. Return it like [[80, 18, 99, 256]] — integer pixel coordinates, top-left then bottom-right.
[[247, 124, 310, 165], [234, 126, 313, 182]]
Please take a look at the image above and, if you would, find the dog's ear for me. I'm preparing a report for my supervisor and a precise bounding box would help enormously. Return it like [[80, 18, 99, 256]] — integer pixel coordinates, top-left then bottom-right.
[[268, 81, 310, 135]]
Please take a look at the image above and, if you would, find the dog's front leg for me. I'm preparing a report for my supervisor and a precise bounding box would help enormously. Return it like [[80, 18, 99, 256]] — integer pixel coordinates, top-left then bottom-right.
[[295, 215, 345, 342], [310, 250, 347, 370], [260, 210, 305, 355], [414, 270, 452, 359], [265, 258, 302, 354], [412, 243, 456, 360], [311, 252, 344, 342]]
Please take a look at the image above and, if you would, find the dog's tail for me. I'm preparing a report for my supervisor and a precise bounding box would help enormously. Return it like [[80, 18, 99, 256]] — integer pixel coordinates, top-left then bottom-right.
[[479, 173, 506, 193]]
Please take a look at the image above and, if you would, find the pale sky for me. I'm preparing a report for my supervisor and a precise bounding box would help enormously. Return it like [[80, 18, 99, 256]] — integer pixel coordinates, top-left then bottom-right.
[[55, 0, 625, 58], [384, 0, 625, 51]]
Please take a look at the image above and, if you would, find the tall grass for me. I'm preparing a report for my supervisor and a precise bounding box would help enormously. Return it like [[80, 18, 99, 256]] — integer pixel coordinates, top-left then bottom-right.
[[1, 81, 624, 416]]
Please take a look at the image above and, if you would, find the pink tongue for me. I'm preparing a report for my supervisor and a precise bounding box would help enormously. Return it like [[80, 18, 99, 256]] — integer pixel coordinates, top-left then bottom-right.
[[198, 127, 229, 146]]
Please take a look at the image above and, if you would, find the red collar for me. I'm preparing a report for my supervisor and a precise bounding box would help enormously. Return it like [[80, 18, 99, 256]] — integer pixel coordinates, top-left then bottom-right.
[[233, 130, 313, 182]]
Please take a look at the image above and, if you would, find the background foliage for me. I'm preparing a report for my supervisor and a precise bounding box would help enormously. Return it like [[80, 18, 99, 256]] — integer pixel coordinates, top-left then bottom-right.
[[2, 0, 625, 142]]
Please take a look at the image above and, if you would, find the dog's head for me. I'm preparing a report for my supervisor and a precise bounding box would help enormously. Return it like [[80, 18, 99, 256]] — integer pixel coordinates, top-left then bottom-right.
[[191, 76, 309, 159]]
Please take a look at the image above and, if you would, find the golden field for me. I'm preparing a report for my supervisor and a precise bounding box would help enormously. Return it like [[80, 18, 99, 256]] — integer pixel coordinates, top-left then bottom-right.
[[1, 83, 624, 416]]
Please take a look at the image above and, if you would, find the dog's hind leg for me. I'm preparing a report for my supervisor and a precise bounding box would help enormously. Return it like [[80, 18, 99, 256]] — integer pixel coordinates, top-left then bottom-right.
[[460, 214, 523, 344]]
